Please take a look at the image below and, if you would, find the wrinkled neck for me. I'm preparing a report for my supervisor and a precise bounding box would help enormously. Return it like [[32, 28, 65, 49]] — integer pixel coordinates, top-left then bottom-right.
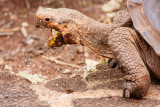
[[79, 18, 114, 58]]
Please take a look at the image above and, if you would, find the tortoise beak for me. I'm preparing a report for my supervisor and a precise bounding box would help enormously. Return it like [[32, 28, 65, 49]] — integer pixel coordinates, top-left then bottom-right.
[[35, 18, 44, 28]]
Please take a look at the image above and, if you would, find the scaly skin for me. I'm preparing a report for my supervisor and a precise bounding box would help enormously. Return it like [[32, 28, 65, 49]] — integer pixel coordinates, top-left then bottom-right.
[[35, 8, 160, 98], [108, 27, 150, 98]]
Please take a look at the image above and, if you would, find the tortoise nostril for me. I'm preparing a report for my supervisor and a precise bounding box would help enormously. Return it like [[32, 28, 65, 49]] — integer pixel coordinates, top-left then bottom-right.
[[35, 18, 44, 27]]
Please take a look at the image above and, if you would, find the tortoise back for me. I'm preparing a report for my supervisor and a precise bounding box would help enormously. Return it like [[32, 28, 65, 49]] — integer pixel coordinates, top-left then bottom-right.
[[127, 0, 160, 55]]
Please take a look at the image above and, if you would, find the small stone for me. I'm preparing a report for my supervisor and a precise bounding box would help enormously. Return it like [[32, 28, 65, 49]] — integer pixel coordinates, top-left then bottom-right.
[[4, 65, 12, 70], [22, 22, 29, 27], [62, 69, 71, 74], [26, 37, 34, 44], [85, 59, 100, 67], [4, 12, 8, 16], [32, 64, 35, 67], [10, 14, 17, 20], [18, 65, 22, 68], [84, 52, 89, 57]]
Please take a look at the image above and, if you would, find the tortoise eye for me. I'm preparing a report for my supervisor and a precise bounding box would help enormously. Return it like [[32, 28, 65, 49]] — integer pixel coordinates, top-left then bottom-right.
[[45, 18, 50, 21]]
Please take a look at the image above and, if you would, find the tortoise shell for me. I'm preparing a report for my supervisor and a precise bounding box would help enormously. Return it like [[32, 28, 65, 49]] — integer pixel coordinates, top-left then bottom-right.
[[127, 0, 160, 56]]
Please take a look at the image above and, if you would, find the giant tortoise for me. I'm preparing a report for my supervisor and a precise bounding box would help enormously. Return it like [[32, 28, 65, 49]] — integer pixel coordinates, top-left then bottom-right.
[[35, 0, 160, 98]]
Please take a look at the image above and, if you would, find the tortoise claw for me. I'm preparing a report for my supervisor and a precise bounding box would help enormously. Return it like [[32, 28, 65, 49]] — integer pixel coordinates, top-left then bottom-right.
[[123, 88, 130, 99]]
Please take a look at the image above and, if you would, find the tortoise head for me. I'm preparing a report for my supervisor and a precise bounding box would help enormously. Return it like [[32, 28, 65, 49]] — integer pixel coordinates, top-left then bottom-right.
[[35, 8, 114, 58], [35, 8, 87, 47]]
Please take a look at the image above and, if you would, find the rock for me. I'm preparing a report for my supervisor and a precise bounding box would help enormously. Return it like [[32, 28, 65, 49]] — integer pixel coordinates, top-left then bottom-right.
[[21, 22, 29, 27], [62, 69, 72, 74], [85, 59, 100, 67], [4, 65, 12, 70], [26, 36, 34, 45], [17, 70, 48, 84], [85, 59, 100, 72]]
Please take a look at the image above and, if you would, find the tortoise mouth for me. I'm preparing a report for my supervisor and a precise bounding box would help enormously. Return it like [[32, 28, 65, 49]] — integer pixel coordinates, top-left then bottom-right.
[[47, 28, 64, 47]]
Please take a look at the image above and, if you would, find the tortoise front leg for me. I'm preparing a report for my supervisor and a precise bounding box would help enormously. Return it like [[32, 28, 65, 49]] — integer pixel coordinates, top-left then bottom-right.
[[108, 27, 151, 98]]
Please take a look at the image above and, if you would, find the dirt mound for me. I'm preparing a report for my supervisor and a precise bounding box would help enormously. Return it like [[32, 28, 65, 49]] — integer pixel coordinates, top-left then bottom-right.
[[45, 64, 123, 93], [45, 76, 88, 93], [0, 72, 49, 106]]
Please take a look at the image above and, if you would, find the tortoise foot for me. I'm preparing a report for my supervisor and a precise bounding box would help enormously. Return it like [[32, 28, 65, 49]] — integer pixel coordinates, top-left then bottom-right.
[[122, 76, 150, 98]]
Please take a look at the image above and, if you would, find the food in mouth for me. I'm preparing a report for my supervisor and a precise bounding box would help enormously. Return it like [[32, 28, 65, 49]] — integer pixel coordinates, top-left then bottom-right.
[[48, 29, 64, 47]]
